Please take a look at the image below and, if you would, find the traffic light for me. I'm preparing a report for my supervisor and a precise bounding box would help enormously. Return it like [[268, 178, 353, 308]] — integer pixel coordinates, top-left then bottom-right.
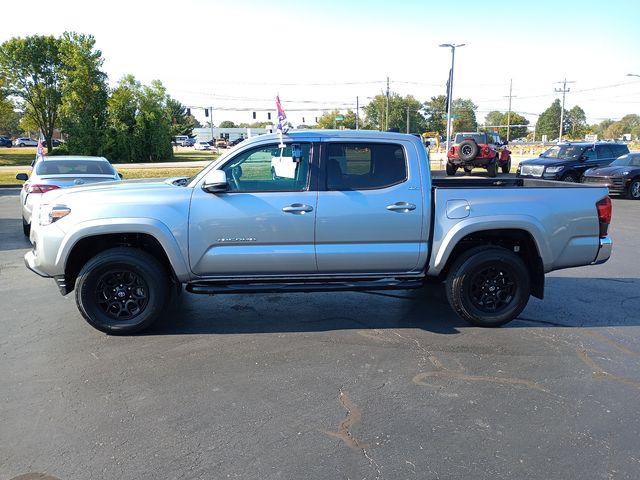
[[302, 117, 305, 123], [252, 112, 256, 119], [267, 112, 271, 120], [186, 108, 191, 116], [205, 108, 209, 117]]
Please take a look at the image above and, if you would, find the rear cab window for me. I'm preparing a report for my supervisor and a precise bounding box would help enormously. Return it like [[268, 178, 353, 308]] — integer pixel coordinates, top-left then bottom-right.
[[324, 142, 407, 190]]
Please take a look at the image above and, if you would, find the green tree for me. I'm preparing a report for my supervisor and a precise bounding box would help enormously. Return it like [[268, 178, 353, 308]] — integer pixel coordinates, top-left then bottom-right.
[[483, 111, 529, 140], [0, 78, 21, 135], [135, 80, 173, 162], [58, 32, 108, 156], [604, 122, 624, 140], [423, 95, 447, 135], [619, 114, 640, 133], [591, 119, 614, 138], [0, 35, 63, 151], [566, 105, 587, 139], [451, 98, 477, 133], [219, 120, 237, 128], [104, 75, 139, 162], [316, 109, 358, 129], [536, 99, 563, 141], [167, 97, 198, 136], [363, 93, 426, 133]]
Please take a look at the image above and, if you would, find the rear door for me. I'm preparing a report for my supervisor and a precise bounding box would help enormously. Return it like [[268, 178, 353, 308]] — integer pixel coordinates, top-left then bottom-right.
[[315, 140, 424, 274]]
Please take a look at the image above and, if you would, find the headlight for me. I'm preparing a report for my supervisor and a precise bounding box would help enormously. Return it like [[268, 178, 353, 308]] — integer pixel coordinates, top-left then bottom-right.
[[545, 166, 564, 174], [40, 204, 71, 226]]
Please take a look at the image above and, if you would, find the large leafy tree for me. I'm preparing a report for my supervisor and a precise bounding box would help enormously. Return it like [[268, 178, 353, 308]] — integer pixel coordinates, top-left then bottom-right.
[[483, 111, 529, 140], [451, 98, 478, 133], [316, 109, 358, 130], [363, 93, 426, 133], [0, 78, 21, 136], [423, 95, 447, 135], [565, 105, 587, 140], [59, 32, 108, 156], [536, 99, 563, 141], [167, 97, 199, 136], [0, 35, 62, 151]]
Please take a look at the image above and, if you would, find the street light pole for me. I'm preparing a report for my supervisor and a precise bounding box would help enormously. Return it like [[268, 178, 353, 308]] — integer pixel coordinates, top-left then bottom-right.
[[439, 43, 465, 156]]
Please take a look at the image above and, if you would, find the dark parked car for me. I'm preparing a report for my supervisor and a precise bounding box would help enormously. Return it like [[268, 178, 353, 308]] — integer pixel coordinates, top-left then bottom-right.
[[0, 136, 12, 147], [228, 137, 245, 147], [516, 142, 629, 182], [582, 152, 640, 199]]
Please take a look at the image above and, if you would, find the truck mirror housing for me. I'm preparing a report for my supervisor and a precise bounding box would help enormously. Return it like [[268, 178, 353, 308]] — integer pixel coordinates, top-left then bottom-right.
[[202, 170, 229, 193]]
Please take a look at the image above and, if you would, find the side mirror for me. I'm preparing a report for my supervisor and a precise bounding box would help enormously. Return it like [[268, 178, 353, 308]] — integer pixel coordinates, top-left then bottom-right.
[[202, 169, 229, 193], [16, 173, 28, 181], [117, 172, 123, 179]]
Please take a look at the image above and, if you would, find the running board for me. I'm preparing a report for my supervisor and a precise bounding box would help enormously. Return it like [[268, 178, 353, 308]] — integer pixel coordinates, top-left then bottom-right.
[[186, 278, 424, 295]]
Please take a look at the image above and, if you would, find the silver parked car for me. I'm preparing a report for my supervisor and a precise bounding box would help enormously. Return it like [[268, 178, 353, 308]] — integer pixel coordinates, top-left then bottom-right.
[[13, 137, 39, 147], [16, 156, 121, 236]]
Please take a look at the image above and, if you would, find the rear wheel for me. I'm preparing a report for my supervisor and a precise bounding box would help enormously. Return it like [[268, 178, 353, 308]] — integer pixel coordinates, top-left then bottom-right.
[[75, 247, 170, 334], [628, 178, 640, 199], [446, 162, 458, 176], [445, 246, 530, 327]]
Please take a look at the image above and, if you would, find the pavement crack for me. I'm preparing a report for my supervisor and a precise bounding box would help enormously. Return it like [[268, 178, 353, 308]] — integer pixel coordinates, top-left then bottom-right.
[[413, 370, 550, 393], [576, 347, 640, 390]]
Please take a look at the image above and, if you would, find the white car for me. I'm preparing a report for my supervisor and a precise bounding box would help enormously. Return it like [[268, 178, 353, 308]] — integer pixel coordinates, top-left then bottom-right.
[[13, 137, 38, 147], [194, 141, 211, 151], [16, 156, 121, 237]]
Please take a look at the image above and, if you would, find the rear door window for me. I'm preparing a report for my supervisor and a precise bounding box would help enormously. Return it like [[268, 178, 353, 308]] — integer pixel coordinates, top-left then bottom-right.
[[325, 143, 407, 191]]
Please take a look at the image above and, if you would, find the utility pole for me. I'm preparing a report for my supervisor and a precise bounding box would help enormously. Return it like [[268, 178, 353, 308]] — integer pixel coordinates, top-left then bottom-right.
[[554, 79, 574, 142], [439, 43, 465, 155], [503, 78, 516, 141], [385, 76, 390, 131], [356, 96, 359, 130]]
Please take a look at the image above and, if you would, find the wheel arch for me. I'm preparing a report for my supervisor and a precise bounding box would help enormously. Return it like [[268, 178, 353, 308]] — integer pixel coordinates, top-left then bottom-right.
[[430, 227, 546, 299]]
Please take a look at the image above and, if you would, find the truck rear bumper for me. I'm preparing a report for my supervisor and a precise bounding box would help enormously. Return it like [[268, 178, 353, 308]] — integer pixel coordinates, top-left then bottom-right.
[[593, 236, 612, 265]]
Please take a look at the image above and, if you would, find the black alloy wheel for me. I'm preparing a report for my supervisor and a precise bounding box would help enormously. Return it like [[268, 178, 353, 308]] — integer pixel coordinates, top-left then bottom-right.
[[627, 178, 640, 199], [446, 246, 530, 327], [561, 173, 577, 182], [75, 247, 169, 334]]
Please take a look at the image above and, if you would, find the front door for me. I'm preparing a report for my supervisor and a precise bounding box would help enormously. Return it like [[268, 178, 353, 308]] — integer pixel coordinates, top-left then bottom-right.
[[189, 142, 318, 277]]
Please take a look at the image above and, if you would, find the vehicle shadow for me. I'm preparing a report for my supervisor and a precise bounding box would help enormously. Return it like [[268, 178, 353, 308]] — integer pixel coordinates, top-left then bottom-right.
[[146, 276, 640, 336]]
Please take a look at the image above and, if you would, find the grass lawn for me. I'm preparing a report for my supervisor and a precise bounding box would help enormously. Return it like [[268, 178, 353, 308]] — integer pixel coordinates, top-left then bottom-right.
[[0, 146, 219, 167]]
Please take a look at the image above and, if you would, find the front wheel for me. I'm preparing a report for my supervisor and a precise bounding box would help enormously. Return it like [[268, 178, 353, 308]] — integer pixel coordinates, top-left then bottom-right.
[[501, 157, 511, 174], [22, 217, 30, 237], [561, 173, 577, 182], [487, 161, 498, 178], [75, 247, 170, 334], [627, 178, 640, 199], [445, 246, 530, 327]]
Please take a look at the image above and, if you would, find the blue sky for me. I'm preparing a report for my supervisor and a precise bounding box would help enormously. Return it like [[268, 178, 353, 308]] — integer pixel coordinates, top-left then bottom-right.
[[3, 0, 640, 127]]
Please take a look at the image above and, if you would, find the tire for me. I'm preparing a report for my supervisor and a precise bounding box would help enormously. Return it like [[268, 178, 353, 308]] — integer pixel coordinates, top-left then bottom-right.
[[501, 157, 511, 174], [18, 143, 25, 147], [445, 246, 530, 327], [463, 166, 473, 174], [487, 161, 498, 178], [22, 217, 30, 237], [75, 247, 170, 334], [458, 140, 479, 161], [561, 173, 577, 182], [446, 162, 458, 176], [627, 178, 640, 200]]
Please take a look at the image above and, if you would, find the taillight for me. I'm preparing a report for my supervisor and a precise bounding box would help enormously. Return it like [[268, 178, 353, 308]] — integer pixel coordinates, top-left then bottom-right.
[[449, 147, 455, 155], [596, 196, 612, 238], [483, 146, 491, 155], [27, 184, 60, 194]]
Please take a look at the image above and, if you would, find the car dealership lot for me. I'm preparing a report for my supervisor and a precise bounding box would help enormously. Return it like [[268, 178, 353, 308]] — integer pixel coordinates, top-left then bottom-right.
[[1, 188, 639, 480]]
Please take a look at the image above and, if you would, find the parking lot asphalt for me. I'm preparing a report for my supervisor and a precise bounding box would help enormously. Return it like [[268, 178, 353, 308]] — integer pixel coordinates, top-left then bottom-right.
[[1, 188, 639, 480]]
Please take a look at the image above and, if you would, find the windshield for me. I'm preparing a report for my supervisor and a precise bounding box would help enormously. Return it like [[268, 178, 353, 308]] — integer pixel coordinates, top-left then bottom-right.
[[609, 154, 640, 167], [540, 145, 588, 161]]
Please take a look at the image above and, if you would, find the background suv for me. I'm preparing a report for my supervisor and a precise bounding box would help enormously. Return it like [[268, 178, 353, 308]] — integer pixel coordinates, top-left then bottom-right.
[[446, 132, 510, 177], [517, 142, 629, 182]]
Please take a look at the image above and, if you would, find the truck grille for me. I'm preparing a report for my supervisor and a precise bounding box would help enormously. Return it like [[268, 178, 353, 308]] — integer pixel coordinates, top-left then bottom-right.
[[520, 165, 544, 177]]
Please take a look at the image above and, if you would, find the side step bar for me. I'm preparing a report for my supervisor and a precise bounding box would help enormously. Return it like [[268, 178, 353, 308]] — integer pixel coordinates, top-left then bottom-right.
[[186, 278, 424, 295]]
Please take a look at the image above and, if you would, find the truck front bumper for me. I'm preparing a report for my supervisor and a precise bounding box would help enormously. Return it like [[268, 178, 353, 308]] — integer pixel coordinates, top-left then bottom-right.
[[593, 236, 612, 265]]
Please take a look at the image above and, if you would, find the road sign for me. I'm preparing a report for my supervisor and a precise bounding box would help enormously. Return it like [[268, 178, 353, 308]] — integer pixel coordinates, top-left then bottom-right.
[[335, 115, 344, 121]]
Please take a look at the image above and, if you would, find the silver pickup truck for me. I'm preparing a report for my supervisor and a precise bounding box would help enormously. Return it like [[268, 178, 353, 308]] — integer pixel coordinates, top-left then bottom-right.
[[24, 131, 613, 334]]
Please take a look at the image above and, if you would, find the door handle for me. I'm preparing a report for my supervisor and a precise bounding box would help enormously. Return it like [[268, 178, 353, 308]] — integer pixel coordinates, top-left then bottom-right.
[[386, 202, 416, 212], [282, 203, 314, 214]]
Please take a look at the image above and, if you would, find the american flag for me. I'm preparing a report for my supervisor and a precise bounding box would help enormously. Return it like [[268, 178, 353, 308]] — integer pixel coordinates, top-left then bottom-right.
[[276, 96, 289, 134], [35, 134, 46, 164]]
